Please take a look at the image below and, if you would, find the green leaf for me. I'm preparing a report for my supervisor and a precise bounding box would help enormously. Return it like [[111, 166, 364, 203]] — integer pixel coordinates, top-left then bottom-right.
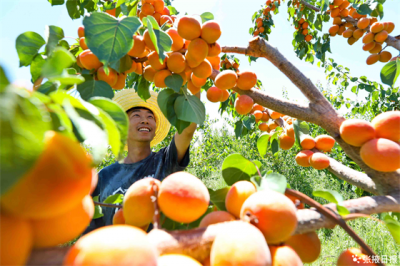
[[174, 94, 205, 125], [257, 132, 270, 157], [208, 187, 230, 211], [158, 89, 180, 125], [234, 120, 243, 139], [0, 87, 52, 195], [103, 193, 124, 204], [259, 173, 287, 194], [0, 66, 10, 92], [357, 4, 373, 15], [143, 16, 172, 61], [380, 60, 400, 87], [77, 80, 114, 101], [382, 213, 400, 244], [243, 115, 255, 130], [45, 25, 65, 55], [109, 54, 133, 73], [46, 103, 75, 138], [42, 47, 76, 78], [293, 119, 309, 146], [16, 31, 46, 67], [165, 74, 183, 93], [48, 0, 65, 5], [66, 0, 81, 19], [95, 106, 121, 157], [30, 55, 45, 82], [37, 81, 57, 95], [200, 12, 214, 23], [92, 195, 104, 219], [313, 189, 350, 216], [134, 76, 151, 101], [83, 12, 142, 66], [222, 154, 258, 186], [167, 6, 178, 15], [271, 138, 279, 154]]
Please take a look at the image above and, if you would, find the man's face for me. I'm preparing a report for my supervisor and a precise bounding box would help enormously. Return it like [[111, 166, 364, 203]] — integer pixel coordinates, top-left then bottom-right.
[[127, 108, 156, 144]]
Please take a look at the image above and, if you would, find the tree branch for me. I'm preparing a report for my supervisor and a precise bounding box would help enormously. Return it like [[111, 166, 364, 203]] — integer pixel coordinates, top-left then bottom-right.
[[300, 0, 320, 11]]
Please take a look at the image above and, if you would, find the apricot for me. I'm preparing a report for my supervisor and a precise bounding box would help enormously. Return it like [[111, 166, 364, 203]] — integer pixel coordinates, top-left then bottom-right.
[[143, 65, 157, 82], [79, 50, 103, 70], [166, 28, 184, 51], [379, 51, 392, 62], [113, 208, 125, 224], [97, 66, 118, 87], [191, 73, 207, 87], [220, 89, 230, 102], [385, 22, 395, 34], [360, 138, 400, 172], [201, 20, 221, 44], [302, 29, 309, 35], [329, 25, 339, 35], [134, 62, 143, 75], [240, 190, 297, 244], [279, 133, 295, 150], [300, 135, 316, 150], [352, 29, 364, 39], [347, 37, 357, 45], [236, 70, 257, 90], [339, 0, 350, 9], [0, 213, 33, 266], [143, 30, 156, 50], [78, 26, 85, 38], [187, 38, 209, 65], [342, 29, 353, 38], [215, 70, 237, 90], [362, 42, 376, 51], [177, 71, 188, 86], [330, 8, 340, 17], [259, 122, 269, 131], [252, 103, 265, 113], [158, 171, 210, 223], [315, 134, 335, 152], [193, 59, 212, 79], [333, 17, 342, 25], [370, 22, 384, 33], [286, 126, 295, 139], [160, 6, 170, 16], [270, 111, 282, 119], [154, 69, 172, 88], [177, 16, 202, 40], [309, 152, 330, 170], [362, 32, 375, 43], [207, 86, 223, 102], [340, 8, 349, 17], [199, 211, 235, 227], [357, 17, 370, 29], [166, 51, 185, 73], [225, 181, 256, 218], [235, 95, 254, 115], [371, 111, 400, 142], [148, 51, 167, 71], [369, 42, 382, 54], [284, 191, 305, 209], [207, 56, 221, 70], [210, 221, 272, 266], [63, 225, 158, 266], [185, 51, 202, 68], [128, 35, 146, 57], [125, 61, 137, 74], [268, 121, 278, 130], [1, 131, 92, 219], [153, 0, 164, 13], [295, 150, 314, 167], [285, 232, 320, 263], [79, 37, 88, 50], [305, 34, 313, 42], [269, 245, 303, 266], [76, 56, 84, 68], [158, 254, 202, 266], [254, 110, 263, 120], [366, 54, 380, 65], [141, 3, 154, 15], [375, 30, 388, 42], [340, 119, 376, 146], [337, 248, 377, 265], [188, 80, 201, 95], [333, 0, 343, 6]]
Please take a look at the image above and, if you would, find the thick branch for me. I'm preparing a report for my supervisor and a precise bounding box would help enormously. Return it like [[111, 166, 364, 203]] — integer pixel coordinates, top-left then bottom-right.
[[327, 157, 378, 195]]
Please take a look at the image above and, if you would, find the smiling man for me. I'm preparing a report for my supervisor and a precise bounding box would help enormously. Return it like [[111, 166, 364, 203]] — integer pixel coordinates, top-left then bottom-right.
[[85, 89, 198, 232]]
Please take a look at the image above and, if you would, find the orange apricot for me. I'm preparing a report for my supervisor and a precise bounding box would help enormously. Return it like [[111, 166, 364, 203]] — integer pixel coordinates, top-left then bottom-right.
[[97, 66, 118, 87], [379, 51, 392, 62], [79, 50, 103, 70], [235, 95, 254, 115], [348, 37, 358, 45], [185, 52, 201, 68], [125, 61, 137, 74], [302, 22, 309, 29], [141, 3, 154, 15], [143, 30, 156, 50], [199, 211, 236, 228], [166, 51, 185, 73], [160, 15, 173, 26], [366, 54, 380, 65], [113, 208, 125, 224], [187, 38, 209, 65], [352, 29, 365, 39], [362, 42, 376, 51], [1, 131, 92, 219], [259, 122, 269, 131], [261, 112, 270, 122], [0, 213, 33, 266], [177, 16, 202, 40], [269, 245, 303, 266], [284, 191, 305, 209], [237, 70, 257, 90], [158, 171, 210, 223], [148, 51, 167, 70], [309, 152, 330, 170], [220, 89, 230, 102], [215, 70, 238, 90], [371, 111, 400, 142], [225, 181, 256, 218], [337, 248, 377, 266], [329, 25, 339, 35], [207, 56, 220, 70], [385, 22, 395, 34], [193, 59, 212, 79], [285, 232, 321, 263], [78, 26, 85, 38], [270, 111, 282, 119], [160, 6, 170, 16], [207, 86, 223, 102], [252, 103, 264, 113], [128, 35, 146, 57], [333, 17, 342, 25], [79, 37, 88, 50], [370, 22, 384, 33], [76, 55, 84, 68], [201, 20, 221, 44], [357, 18, 370, 29], [210, 221, 272, 266], [112, 73, 127, 90], [241, 190, 297, 244], [191, 73, 207, 87], [333, 0, 343, 6], [362, 32, 375, 43], [123, 177, 161, 227], [340, 119, 376, 147], [279, 133, 295, 150], [330, 8, 340, 18], [143, 65, 157, 82], [374, 30, 388, 42], [340, 8, 349, 17], [268, 121, 278, 130], [254, 110, 263, 120], [315, 134, 335, 152], [305, 34, 313, 42], [208, 42, 221, 57], [300, 135, 316, 150], [369, 42, 382, 54], [153, 0, 164, 13], [63, 225, 158, 266], [158, 254, 202, 266], [153, 69, 172, 88], [134, 62, 143, 75], [339, 0, 350, 9], [166, 28, 184, 52], [295, 150, 314, 167], [342, 29, 353, 38], [188, 80, 201, 95], [302, 29, 309, 35]]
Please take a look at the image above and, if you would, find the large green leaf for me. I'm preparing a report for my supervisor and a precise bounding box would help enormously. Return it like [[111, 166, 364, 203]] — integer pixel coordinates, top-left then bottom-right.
[[208, 187, 230, 211], [222, 154, 259, 186], [134, 76, 151, 101], [165, 74, 183, 93], [258, 173, 287, 194], [77, 80, 114, 101], [16, 31, 46, 67], [380, 59, 400, 87], [83, 12, 142, 66], [109, 54, 133, 73], [66, 0, 81, 19], [30, 55, 46, 82], [45, 25, 65, 55], [174, 94, 205, 125], [46, 103, 75, 139], [313, 189, 350, 216], [382, 213, 400, 244], [257, 132, 270, 157], [0, 87, 52, 195], [143, 16, 172, 61], [293, 119, 310, 146], [37, 81, 57, 95], [42, 47, 76, 78], [158, 89, 179, 124]]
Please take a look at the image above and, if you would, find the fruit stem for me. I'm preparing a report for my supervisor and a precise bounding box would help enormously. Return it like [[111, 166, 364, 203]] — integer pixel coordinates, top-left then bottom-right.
[[285, 188, 385, 266], [93, 201, 121, 208], [151, 182, 161, 229]]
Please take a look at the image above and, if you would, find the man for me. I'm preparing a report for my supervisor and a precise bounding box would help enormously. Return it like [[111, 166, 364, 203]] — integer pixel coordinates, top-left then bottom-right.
[[86, 89, 198, 231]]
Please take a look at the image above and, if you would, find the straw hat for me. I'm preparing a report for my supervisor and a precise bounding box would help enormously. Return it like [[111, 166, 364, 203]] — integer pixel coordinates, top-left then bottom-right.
[[113, 89, 171, 147]]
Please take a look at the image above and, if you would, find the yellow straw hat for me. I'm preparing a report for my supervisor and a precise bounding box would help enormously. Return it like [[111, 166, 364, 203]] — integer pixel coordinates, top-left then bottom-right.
[[113, 89, 171, 147]]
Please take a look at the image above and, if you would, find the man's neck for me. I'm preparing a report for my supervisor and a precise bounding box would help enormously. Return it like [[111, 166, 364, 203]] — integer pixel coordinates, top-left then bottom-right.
[[124, 141, 152, 164]]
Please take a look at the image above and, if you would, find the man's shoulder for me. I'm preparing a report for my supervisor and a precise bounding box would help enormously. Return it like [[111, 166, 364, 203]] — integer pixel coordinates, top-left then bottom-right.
[[98, 162, 122, 177]]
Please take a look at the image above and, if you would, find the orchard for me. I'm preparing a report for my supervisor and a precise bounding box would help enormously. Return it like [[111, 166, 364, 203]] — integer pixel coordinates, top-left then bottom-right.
[[0, 0, 400, 265]]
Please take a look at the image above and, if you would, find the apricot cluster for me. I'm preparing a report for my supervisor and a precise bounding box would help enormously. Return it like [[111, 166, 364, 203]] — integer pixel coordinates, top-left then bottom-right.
[[295, 17, 313, 42], [0, 131, 96, 265], [295, 134, 335, 170], [253, 0, 281, 37], [340, 111, 400, 172], [136, 0, 174, 25]]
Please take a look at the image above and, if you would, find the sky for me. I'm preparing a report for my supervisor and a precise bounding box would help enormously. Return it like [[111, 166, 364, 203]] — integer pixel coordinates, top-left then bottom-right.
[[0, 0, 399, 127]]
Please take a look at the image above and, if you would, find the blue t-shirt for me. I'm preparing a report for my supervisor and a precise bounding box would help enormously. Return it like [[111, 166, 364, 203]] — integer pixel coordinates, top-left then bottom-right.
[[85, 136, 190, 232]]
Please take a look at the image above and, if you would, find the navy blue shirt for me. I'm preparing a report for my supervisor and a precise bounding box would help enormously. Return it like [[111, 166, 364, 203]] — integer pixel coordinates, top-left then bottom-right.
[[85, 136, 190, 232]]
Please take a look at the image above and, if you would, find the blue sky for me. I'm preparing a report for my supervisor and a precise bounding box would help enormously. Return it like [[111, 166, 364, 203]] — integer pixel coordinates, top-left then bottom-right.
[[0, 0, 399, 121]]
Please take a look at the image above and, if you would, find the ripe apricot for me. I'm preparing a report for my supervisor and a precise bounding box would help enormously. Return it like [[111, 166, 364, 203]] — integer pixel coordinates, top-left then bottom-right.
[[143, 30, 156, 51], [128, 35, 146, 57], [340, 119, 376, 146], [366, 54, 380, 65], [166, 52, 185, 73], [143, 65, 157, 82], [207, 86, 223, 102], [160, 15, 173, 26], [371, 111, 400, 142], [201, 20, 221, 44], [78, 26, 85, 38], [254, 110, 263, 120], [252, 103, 264, 113], [125, 61, 138, 74], [241, 190, 297, 244], [225, 181, 256, 218], [279, 133, 295, 150], [177, 71, 188, 86], [97, 66, 118, 87], [270, 111, 282, 119], [285, 232, 320, 263], [302, 22, 309, 29], [370, 22, 384, 33], [268, 121, 278, 130], [329, 25, 339, 36], [187, 38, 209, 65], [338, 26, 345, 35], [185, 52, 201, 68], [385, 22, 395, 34], [339, 0, 350, 9], [362, 42, 376, 51], [333, 0, 343, 6], [309, 152, 330, 170], [188, 80, 201, 95], [284, 191, 305, 209], [191, 73, 207, 87], [315, 134, 335, 152], [158, 254, 202, 266], [259, 27, 265, 33], [1, 131, 92, 219], [208, 42, 221, 57], [63, 225, 158, 266], [333, 17, 342, 25], [362, 32, 375, 43], [210, 221, 272, 266], [237, 70, 257, 90], [261, 112, 270, 122], [299, 18, 305, 24], [269, 245, 303, 266], [113, 208, 125, 224], [153, 69, 172, 88], [259, 122, 269, 131], [141, 3, 154, 15], [166, 28, 184, 52], [148, 51, 167, 71], [330, 8, 340, 18], [134, 62, 143, 75], [153, 0, 164, 13], [300, 135, 316, 150], [193, 59, 212, 79], [305, 34, 313, 42], [215, 70, 237, 90], [79, 37, 88, 50], [112, 73, 127, 90], [0, 213, 33, 266], [79, 50, 103, 70], [340, 8, 349, 17], [379, 51, 392, 62], [207, 56, 220, 70], [352, 29, 364, 39], [220, 89, 230, 102], [160, 6, 170, 16], [357, 17, 370, 29], [158, 171, 210, 223], [177, 16, 202, 40], [235, 95, 254, 115], [295, 150, 314, 167], [347, 36, 357, 45], [199, 211, 235, 228], [302, 29, 309, 35], [337, 248, 377, 266], [374, 30, 388, 42]]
